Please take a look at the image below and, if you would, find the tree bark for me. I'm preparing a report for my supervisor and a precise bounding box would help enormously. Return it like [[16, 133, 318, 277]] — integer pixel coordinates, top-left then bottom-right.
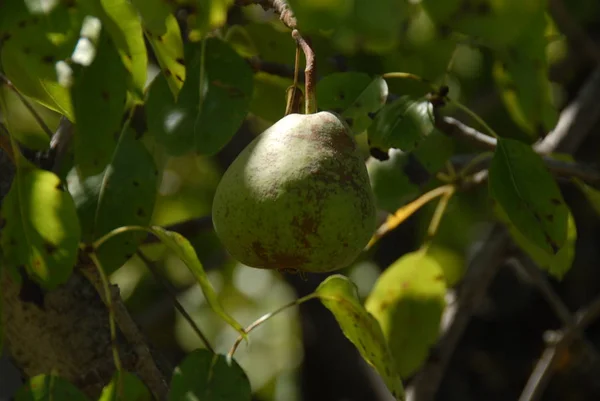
[[0, 149, 170, 400]]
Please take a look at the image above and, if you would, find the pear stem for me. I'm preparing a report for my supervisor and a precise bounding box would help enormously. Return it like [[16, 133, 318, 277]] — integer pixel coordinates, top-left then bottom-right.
[[292, 30, 317, 114]]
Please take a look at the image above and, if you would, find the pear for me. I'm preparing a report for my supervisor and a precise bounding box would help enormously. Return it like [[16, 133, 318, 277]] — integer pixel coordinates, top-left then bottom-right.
[[212, 111, 376, 273]]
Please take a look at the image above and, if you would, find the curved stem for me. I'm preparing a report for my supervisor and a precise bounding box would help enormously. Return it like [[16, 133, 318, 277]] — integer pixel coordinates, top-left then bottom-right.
[[227, 293, 317, 362], [88, 252, 123, 373], [285, 42, 302, 116], [448, 98, 499, 139], [292, 30, 317, 114], [421, 186, 456, 252], [382, 72, 437, 91]]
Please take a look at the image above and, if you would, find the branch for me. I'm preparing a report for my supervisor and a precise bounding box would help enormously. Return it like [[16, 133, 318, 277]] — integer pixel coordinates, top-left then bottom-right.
[[235, 0, 297, 30], [518, 290, 600, 401], [439, 117, 600, 186], [408, 64, 600, 401]]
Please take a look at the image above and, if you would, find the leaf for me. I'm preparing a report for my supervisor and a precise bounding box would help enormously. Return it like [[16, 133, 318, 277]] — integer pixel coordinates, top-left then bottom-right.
[[98, 371, 152, 401], [146, 38, 253, 156], [145, 226, 246, 337], [249, 72, 294, 123], [131, 0, 186, 98], [496, 203, 576, 280], [168, 349, 251, 401], [1, 168, 81, 290], [67, 128, 157, 275], [71, 31, 128, 178], [0, 1, 82, 119], [368, 96, 436, 152], [289, 0, 408, 53], [574, 179, 600, 218], [15, 373, 89, 401], [489, 138, 569, 256], [316, 275, 405, 401], [242, 23, 295, 65], [194, 38, 254, 155], [365, 251, 447, 378], [185, 0, 234, 40], [82, 0, 148, 98], [367, 131, 455, 213], [316, 72, 388, 134]]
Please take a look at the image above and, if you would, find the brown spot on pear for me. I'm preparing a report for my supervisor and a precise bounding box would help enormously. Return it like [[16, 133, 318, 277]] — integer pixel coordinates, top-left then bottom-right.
[[212, 111, 376, 273]]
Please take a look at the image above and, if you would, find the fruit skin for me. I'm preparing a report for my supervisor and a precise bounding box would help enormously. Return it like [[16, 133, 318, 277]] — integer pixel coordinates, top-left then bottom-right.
[[212, 111, 377, 273]]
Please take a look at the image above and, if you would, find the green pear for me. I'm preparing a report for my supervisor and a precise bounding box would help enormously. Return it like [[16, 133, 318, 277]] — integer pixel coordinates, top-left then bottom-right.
[[212, 111, 376, 273]]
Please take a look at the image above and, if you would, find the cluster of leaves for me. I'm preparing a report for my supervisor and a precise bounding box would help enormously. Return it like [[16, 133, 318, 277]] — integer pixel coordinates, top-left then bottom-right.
[[1, 0, 600, 400]]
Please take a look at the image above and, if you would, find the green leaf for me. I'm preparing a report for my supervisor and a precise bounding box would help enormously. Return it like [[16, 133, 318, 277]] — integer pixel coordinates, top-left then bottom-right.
[[67, 128, 157, 275], [81, 0, 148, 99], [131, 0, 186, 98], [0, 1, 83, 119], [15, 373, 89, 401], [242, 23, 295, 65], [422, 0, 545, 49], [1, 168, 81, 290], [98, 371, 152, 401], [365, 251, 447, 378], [185, 0, 234, 40], [367, 131, 454, 213], [316, 72, 388, 134], [145, 226, 246, 338], [489, 138, 569, 255], [289, 0, 408, 53], [496, 203, 576, 280], [72, 31, 128, 177], [316, 275, 405, 401], [249, 72, 294, 123], [146, 38, 253, 156], [368, 96, 436, 152], [574, 179, 600, 218], [168, 349, 251, 401], [194, 38, 254, 155]]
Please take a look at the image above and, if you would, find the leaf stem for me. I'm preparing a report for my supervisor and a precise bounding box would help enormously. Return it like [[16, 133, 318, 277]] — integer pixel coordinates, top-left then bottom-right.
[[92, 225, 147, 250], [367, 184, 455, 250], [0, 73, 54, 139], [285, 41, 302, 116], [422, 186, 456, 252], [292, 30, 317, 114], [227, 293, 317, 361], [381, 72, 437, 91], [88, 252, 123, 374], [448, 98, 499, 139]]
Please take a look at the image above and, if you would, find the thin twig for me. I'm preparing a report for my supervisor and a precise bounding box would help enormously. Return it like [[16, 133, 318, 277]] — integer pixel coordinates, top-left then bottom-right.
[[235, 0, 297, 30], [518, 291, 600, 401], [0, 73, 54, 139], [408, 64, 600, 401], [136, 251, 215, 354]]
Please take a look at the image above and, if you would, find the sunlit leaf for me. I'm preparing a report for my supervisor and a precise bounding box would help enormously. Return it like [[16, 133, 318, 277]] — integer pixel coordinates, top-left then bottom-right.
[[81, 0, 148, 99], [194, 38, 254, 155], [168, 349, 251, 401], [489, 138, 569, 256], [67, 128, 157, 275], [316, 72, 388, 134], [15, 373, 89, 401], [131, 0, 186, 98], [365, 251, 446, 378], [368, 96, 436, 152], [1, 168, 81, 290], [71, 31, 128, 178], [98, 371, 152, 401], [145, 226, 246, 337], [174, 0, 233, 41], [316, 275, 405, 401], [0, 1, 82, 119]]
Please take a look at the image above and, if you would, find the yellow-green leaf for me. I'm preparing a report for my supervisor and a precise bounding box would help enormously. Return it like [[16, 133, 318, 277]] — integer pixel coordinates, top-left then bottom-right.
[[98, 371, 152, 401], [15, 373, 89, 401], [1, 168, 81, 290], [316, 275, 405, 401], [365, 251, 447, 378]]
